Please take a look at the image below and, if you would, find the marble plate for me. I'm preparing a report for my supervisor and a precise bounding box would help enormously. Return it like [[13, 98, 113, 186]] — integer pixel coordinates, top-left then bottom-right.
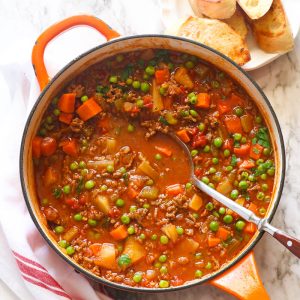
[[160, 0, 300, 71]]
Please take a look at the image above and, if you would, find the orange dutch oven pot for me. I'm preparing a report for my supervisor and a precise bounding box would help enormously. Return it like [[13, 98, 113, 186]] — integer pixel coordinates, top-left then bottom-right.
[[20, 15, 285, 299]]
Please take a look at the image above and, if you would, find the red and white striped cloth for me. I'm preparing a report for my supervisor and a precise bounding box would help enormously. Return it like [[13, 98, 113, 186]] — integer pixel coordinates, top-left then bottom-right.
[[0, 30, 114, 299]]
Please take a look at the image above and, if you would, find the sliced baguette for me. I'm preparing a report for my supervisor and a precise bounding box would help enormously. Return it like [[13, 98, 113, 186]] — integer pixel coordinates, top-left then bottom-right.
[[189, 0, 236, 19], [176, 16, 250, 66], [223, 7, 248, 40], [237, 0, 273, 20], [249, 0, 294, 53]]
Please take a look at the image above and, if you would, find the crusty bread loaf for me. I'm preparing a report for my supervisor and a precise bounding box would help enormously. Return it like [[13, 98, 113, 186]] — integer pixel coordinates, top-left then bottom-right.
[[249, 0, 294, 53], [189, 0, 236, 19], [237, 0, 273, 20], [176, 16, 251, 65], [223, 7, 248, 40]]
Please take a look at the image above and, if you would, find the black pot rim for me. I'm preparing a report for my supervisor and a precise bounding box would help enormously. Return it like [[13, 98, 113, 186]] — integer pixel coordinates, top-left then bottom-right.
[[20, 34, 286, 293]]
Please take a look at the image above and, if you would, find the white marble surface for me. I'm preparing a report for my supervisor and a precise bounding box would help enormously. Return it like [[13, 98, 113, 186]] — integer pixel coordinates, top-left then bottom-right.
[[0, 0, 300, 299]]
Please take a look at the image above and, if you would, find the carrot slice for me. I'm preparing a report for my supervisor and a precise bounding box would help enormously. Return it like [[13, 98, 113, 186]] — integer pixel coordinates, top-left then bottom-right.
[[248, 203, 258, 214], [41, 137, 57, 156], [62, 139, 78, 157], [155, 69, 170, 85], [216, 227, 230, 241], [165, 184, 183, 196], [59, 112, 73, 124], [89, 243, 102, 255], [244, 222, 257, 234], [224, 115, 242, 133], [239, 160, 255, 169], [249, 143, 264, 160], [110, 225, 128, 241], [154, 146, 172, 157], [233, 144, 250, 156], [127, 186, 139, 200], [196, 93, 210, 108], [76, 98, 102, 121], [208, 236, 221, 247], [58, 93, 76, 113], [176, 129, 190, 143], [32, 136, 43, 158]]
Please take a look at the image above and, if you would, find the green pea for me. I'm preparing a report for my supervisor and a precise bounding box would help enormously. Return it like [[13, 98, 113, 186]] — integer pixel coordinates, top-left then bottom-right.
[[70, 161, 79, 171], [209, 221, 219, 232], [141, 82, 150, 93], [208, 183, 215, 189], [154, 262, 161, 268], [209, 167, 216, 174], [116, 54, 123, 62], [257, 191, 265, 200], [127, 124, 135, 132], [53, 108, 60, 116], [241, 171, 249, 179], [160, 265, 168, 274], [133, 272, 143, 283], [41, 198, 49, 206], [139, 233, 146, 240], [46, 116, 53, 124], [260, 174, 267, 180], [116, 198, 125, 207], [219, 207, 226, 215], [145, 65, 155, 75], [195, 270, 203, 278], [151, 234, 158, 240], [159, 280, 169, 288], [109, 76, 118, 83], [262, 183, 268, 191], [118, 254, 131, 268], [132, 81, 141, 89], [146, 179, 154, 186], [185, 182, 192, 189], [100, 184, 108, 191], [201, 176, 210, 184], [223, 214, 233, 224], [205, 202, 214, 211], [119, 167, 127, 174], [130, 205, 137, 213], [235, 220, 246, 231], [81, 169, 88, 176], [259, 208, 266, 216], [159, 87, 167, 96], [190, 109, 198, 117], [143, 203, 150, 209], [176, 226, 184, 235], [126, 78, 133, 85], [256, 159, 264, 166], [241, 137, 247, 144], [58, 240, 68, 248], [224, 149, 230, 157], [188, 92, 197, 104], [66, 246, 75, 256], [212, 157, 219, 165], [263, 148, 271, 156], [85, 180, 95, 190], [211, 80, 220, 89], [136, 99, 144, 108], [52, 97, 59, 105], [198, 123, 205, 131], [88, 219, 98, 227], [81, 95, 88, 102], [193, 213, 199, 219], [195, 252, 202, 259], [79, 161, 86, 169], [234, 106, 244, 117], [238, 180, 248, 190], [185, 61, 194, 69], [267, 167, 275, 176], [106, 165, 114, 173], [159, 254, 167, 263], [127, 226, 135, 235], [191, 150, 198, 157], [62, 185, 71, 194], [74, 213, 83, 221], [233, 133, 242, 141], [180, 110, 189, 117], [205, 262, 212, 269], [213, 137, 223, 148], [54, 226, 64, 234], [230, 189, 239, 199], [160, 235, 169, 244], [248, 174, 255, 182], [255, 116, 262, 123], [155, 153, 162, 160], [203, 145, 211, 153], [121, 214, 130, 224]]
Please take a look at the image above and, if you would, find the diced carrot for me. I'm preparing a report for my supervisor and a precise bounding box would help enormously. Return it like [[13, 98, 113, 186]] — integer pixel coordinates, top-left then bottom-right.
[[110, 225, 128, 241], [176, 129, 190, 143], [224, 115, 242, 133], [155, 69, 170, 85], [76, 98, 102, 121], [163, 97, 173, 110], [89, 243, 102, 255], [244, 222, 257, 234], [62, 139, 78, 157], [248, 203, 258, 213], [208, 236, 221, 247], [59, 112, 73, 124], [165, 184, 183, 196], [249, 143, 264, 160], [154, 146, 172, 157], [218, 103, 231, 115], [127, 186, 139, 199], [58, 93, 76, 113], [239, 160, 255, 169], [196, 93, 210, 108], [32, 136, 43, 158], [233, 144, 250, 156], [216, 227, 230, 241], [97, 117, 110, 132], [230, 93, 243, 106], [41, 137, 57, 156]]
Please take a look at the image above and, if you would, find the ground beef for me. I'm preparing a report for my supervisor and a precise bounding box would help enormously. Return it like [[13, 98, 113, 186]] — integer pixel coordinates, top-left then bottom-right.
[[70, 117, 84, 133]]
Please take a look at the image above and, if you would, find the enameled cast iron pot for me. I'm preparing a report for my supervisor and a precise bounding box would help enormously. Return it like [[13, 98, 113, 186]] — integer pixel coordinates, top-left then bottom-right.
[[20, 15, 285, 299]]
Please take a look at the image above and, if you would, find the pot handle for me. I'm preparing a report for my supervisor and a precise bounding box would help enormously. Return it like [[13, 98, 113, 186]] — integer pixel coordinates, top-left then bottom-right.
[[210, 251, 270, 300], [32, 15, 120, 90]]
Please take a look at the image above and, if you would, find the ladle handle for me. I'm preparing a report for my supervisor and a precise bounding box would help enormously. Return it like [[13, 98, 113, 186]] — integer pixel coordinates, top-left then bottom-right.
[[272, 230, 300, 258]]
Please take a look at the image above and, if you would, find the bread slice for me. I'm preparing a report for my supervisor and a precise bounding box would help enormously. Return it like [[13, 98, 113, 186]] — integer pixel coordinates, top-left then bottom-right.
[[249, 0, 294, 53], [223, 7, 248, 40], [176, 16, 251, 65], [189, 0, 236, 19], [237, 0, 273, 20]]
